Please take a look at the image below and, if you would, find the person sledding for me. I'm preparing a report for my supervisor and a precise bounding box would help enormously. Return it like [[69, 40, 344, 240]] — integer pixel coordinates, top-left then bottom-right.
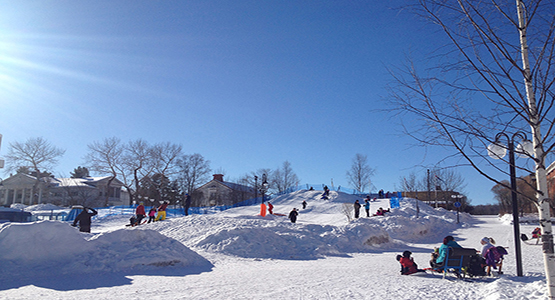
[[321, 186, 330, 199], [396, 251, 425, 275]]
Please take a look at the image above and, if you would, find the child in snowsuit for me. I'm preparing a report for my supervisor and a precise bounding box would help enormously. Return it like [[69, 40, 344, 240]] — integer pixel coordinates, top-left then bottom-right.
[[148, 207, 157, 223], [532, 227, 541, 244], [396, 251, 424, 275]]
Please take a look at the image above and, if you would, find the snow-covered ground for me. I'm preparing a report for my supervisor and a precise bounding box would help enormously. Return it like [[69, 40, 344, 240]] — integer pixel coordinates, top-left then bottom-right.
[[0, 190, 548, 299]]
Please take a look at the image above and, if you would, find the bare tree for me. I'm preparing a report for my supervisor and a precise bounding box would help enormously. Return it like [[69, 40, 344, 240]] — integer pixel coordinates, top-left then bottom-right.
[[346, 154, 375, 193], [6, 137, 65, 203], [272, 161, 300, 193], [121, 139, 156, 205], [398, 171, 422, 194], [177, 153, 211, 194], [84, 137, 123, 206], [389, 0, 555, 294], [6, 137, 65, 175], [152, 142, 183, 178]]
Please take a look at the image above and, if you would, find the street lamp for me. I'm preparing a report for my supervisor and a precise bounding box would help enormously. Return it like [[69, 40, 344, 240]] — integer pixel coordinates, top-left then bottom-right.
[[487, 131, 533, 277], [260, 173, 268, 204]]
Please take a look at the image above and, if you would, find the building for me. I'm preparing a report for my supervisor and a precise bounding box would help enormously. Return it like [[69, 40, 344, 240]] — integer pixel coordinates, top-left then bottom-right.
[[193, 174, 256, 207], [0, 173, 126, 207], [402, 190, 466, 210]]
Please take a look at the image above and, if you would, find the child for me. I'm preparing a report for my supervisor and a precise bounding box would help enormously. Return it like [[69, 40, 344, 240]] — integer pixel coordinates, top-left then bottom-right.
[[148, 207, 157, 223], [396, 251, 424, 275], [532, 227, 541, 244]]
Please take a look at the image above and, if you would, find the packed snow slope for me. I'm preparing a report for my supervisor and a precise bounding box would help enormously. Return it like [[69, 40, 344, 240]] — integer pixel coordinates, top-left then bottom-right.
[[0, 190, 548, 299]]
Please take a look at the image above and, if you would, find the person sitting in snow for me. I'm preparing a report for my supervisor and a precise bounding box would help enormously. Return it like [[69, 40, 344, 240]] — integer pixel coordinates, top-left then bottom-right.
[[396, 251, 424, 275], [289, 208, 298, 223], [374, 207, 390, 216]]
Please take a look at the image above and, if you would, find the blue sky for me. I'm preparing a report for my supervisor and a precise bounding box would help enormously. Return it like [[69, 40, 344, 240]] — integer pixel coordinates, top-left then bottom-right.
[[0, 0, 520, 205]]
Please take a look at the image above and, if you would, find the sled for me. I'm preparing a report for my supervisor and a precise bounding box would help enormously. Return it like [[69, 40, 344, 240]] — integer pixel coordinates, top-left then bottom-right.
[[260, 203, 267, 217]]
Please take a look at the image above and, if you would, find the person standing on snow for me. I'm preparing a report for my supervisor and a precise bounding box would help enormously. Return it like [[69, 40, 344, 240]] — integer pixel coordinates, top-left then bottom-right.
[[135, 202, 146, 225], [302, 200, 307, 209], [155, 201, 169, 221], [364, 198, 371, 217], [147, 207, 157, 223], [184, 193, 192, 216], [353, 200, 361, 218], [289, 208, 298, 223], [268, 202, 274, 214], [72, 207, 98, 233]]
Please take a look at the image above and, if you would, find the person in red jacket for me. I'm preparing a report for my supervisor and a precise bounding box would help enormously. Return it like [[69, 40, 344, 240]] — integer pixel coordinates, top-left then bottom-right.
[[268, 202, 274, 214], [396, 251, 424, 275], [135, 202, 146, 225]]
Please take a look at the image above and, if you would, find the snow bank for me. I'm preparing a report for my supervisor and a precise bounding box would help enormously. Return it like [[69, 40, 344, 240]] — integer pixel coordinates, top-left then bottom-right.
[[0, 221, 213, 278]]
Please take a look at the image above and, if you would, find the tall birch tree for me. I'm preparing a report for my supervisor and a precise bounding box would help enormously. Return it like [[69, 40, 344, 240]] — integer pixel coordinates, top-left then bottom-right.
[[389, 0, 555, 296]]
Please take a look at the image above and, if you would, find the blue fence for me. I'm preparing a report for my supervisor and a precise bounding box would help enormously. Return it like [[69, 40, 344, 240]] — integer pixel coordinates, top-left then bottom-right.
[[94, 185, 402, 219]]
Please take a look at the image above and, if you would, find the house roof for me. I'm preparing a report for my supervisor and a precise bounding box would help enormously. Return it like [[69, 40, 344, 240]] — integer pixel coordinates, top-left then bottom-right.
[[196, 179, 255, 194], [1, 174, 124, 188], [547, 161, 555, 176]]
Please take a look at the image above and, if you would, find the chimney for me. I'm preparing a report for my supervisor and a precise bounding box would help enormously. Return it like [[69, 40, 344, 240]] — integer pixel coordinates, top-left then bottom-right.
[[213, 174, 224, 182]]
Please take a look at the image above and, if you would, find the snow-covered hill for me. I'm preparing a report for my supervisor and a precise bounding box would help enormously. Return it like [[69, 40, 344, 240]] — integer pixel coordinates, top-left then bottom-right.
[[0, 190, 548, 299]]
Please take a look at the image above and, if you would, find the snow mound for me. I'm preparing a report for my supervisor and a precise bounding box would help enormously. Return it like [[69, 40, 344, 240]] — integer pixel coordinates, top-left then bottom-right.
[[0, 221, 213, 277], [24, 203, 67, 211]]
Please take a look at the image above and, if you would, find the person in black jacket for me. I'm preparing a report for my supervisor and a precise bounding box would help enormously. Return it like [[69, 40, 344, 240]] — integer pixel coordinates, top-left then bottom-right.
[[72, 207, 98, 233], [289, 208, 298, 223], [353, 200, 361, 218], [184, 194, 192, 216]]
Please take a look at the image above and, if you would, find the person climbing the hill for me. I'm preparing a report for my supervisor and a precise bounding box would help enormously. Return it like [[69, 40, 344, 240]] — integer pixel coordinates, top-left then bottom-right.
[[302, 200, 307, 209], [289, 208, 299, 223], [135, 202, 146, 225], [353, 200, 361, 218], [72, 207, 98, 233], [155, 201, 169, 221], [147, 207, 157, 223], [321, 185, 330, 199]]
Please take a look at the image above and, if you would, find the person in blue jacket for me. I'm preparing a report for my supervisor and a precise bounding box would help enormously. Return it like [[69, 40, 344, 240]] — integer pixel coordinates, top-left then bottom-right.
[[431, 235, 462, 268], [364, 198, 371, 217]]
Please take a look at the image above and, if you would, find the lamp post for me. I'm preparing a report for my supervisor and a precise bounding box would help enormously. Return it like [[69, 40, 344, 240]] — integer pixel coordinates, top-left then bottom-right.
[[260, 173, 268, 204], [254, 175, 258, 202], [488, 131, 533, 277]]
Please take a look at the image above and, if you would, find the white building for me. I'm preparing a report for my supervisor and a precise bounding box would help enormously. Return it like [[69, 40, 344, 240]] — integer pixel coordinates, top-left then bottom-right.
[[0, 173, 126, 207]]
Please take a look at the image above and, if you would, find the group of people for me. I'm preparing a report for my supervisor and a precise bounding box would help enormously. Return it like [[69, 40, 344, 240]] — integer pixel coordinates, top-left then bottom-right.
[[353, 198, 390, 219], [397, 235, 507, 276], [130, 201, 170, 226]]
